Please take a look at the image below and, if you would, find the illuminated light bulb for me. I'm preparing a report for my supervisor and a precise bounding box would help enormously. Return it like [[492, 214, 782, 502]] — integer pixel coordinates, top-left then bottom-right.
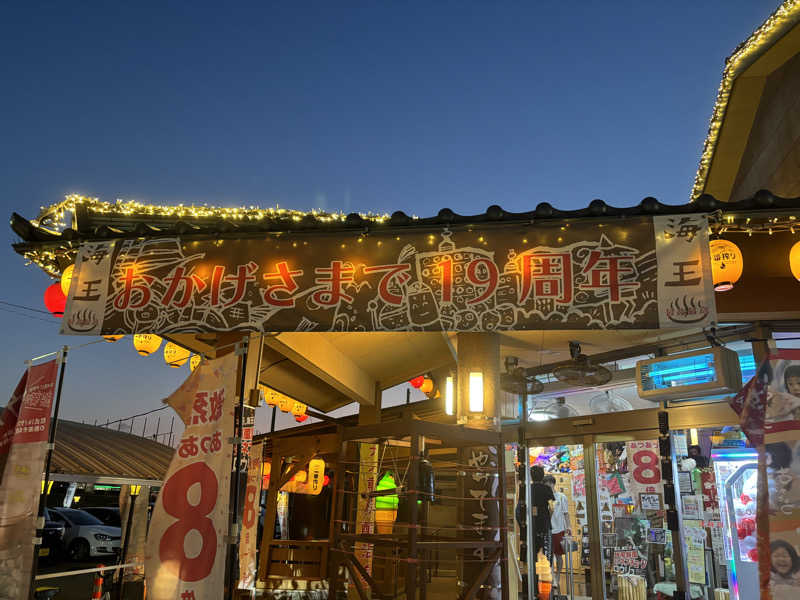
[[163, 341, 191, 367], [133, 334, 162, 356], [469, 372, 484, 413], [445, 376, 454, 416]]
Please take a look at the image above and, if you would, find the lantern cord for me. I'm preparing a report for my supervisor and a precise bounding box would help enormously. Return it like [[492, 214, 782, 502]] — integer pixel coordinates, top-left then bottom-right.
[[0, 305, 59, 325], [0, 300, 53, 315]]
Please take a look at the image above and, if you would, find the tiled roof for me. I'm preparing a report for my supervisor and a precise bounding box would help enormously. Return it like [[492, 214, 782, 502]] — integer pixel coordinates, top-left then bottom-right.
[[50, 419, 173, 481], [11, 190, 800, 246]]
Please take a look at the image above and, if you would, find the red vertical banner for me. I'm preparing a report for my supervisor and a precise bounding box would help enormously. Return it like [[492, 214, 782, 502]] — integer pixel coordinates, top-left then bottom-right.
[[0, 360, 58, 600], [145, 353, 237, 600], [238, 440, 263, 590]]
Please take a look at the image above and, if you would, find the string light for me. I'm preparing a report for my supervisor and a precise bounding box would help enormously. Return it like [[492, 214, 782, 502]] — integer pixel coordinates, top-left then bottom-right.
[[692, 1, 800, 200]]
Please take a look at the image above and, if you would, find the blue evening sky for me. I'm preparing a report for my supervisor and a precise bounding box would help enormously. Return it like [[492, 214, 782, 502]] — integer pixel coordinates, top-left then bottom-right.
[[0, 1, 777, 435]]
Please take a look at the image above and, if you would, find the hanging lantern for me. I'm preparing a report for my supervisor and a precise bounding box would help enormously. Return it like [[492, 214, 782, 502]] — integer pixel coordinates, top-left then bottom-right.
[[790, 241, 800, 282], [409, 376, 425, 388], [308, 458, 325, 494], [295, 414, 309, 423], [133, 334, 162, 356], [43, 283, 66, 318], [709, 239, 743, 292], [291, 401, 307, 417], [189, 354, 202, 371], [261, 386, 279, 407], [278, 394, 293, 412], [420, 377, 435, 395], [60, 264, 75, 296], [103, 335, 123, 343], [163, 342, 191, 368]]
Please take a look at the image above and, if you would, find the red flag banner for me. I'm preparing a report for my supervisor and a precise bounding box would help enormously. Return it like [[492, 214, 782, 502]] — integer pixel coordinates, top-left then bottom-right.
[[0, 360, 58, 600], [729, 349, 800, 600], [145, 353, 237, 600]]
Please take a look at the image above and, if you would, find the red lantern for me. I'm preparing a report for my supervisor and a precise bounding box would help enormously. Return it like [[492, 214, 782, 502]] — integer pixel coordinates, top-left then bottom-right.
[[323, 475, 330, 487], [43, 283, 66, 318], [409, 376, 425, 388], [295, 414, 309, 423]]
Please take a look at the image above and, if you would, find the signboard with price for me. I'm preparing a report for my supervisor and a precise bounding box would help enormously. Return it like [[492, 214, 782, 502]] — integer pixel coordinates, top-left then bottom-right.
[[625, 441, 663, 511], [145, 353, 236, 600]]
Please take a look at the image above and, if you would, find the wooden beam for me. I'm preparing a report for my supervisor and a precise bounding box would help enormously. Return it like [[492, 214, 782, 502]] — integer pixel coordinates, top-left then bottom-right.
[[263, 333, 375, 405]]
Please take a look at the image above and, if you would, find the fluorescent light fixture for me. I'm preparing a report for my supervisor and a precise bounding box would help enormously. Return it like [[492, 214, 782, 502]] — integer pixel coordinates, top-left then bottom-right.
[[530, 412, 551, 422], [445, 376, 454, 415], [468, 371, 483, 413]]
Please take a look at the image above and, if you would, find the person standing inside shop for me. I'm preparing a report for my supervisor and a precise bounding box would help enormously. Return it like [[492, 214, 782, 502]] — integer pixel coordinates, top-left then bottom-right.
[[516, 465, 555, 595], [544, 475, 570, 591]]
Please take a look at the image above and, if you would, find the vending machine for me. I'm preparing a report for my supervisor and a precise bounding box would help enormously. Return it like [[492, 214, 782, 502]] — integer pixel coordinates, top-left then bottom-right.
[[712, 446, 759, 600]]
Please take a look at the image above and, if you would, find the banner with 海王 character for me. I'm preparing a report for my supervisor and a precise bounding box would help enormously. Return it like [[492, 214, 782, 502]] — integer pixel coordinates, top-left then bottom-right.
[[61, 215, 715, 334], [145, 353, 236, 600]]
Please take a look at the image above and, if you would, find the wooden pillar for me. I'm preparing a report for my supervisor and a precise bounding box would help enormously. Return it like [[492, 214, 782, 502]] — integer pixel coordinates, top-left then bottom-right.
[[456, 333, 502, 600]]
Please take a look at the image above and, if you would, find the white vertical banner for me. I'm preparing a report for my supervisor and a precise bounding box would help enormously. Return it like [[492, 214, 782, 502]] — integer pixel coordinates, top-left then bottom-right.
[[61, 240, 116, 335], [653, 214, 716, 328], [145, 353, 237, 600], [238, 440, 263, 590]]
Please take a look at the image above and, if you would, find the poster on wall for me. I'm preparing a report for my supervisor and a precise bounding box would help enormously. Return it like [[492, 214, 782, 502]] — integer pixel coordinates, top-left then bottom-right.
[[61, 215, 716, 335], [626, 441, 663, 510], [684, 522, 707, 585], [612, 517, 649, 576], [0, 360, 58, 600], [730, 349, 800, 599], [144, 353, 236, 600]]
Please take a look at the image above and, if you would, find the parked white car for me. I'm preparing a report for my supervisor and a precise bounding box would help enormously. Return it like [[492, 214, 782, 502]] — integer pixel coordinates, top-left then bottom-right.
[[45, 507, 121, 561]]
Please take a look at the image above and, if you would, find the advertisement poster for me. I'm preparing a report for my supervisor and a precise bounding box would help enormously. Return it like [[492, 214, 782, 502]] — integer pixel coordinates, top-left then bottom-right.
[[239, 440, 263, 590], [731, 349, 800, 599], [62, 216, 715, 335], [626, 441, 663, 508], [119, 484, 150, 582], [0, 360, 58, 600], [684, 522, 707, 585], [352, 443, 378, 591], [612, 517, 649, 576], [145, 353, 236, 600]]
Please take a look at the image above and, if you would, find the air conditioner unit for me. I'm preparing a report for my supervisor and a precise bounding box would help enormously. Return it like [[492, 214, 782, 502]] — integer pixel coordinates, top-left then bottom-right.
[[636, 346, 743, 402]]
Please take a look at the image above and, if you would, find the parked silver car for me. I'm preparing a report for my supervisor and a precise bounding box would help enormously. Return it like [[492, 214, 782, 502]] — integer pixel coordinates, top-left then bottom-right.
[[45, 508, 121, 561]]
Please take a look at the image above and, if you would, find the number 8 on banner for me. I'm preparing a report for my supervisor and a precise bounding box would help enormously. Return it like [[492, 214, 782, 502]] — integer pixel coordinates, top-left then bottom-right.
[[159, 462, 219, 582]]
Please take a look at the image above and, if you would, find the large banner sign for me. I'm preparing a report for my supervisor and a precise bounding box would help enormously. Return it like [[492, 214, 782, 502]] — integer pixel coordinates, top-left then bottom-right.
[[0, 360, 58, 600], [145, 353, 236, 600], [61, 216, 715, 334]]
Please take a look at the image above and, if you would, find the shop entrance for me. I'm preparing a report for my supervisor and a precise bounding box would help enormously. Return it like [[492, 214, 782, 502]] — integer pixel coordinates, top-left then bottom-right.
[[518, 403, 737, 600]]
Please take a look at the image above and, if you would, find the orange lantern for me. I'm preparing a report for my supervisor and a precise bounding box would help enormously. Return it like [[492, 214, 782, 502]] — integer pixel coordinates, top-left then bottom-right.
[[291, 401, 307, 416], [60, 264, 75, 296], [103, 335, 123, 343], [163, 342, 191, 367], [790, 241, 800, 282], [709, 239, 743, 292], [189, 354, 202, 371], [133, 334, 162, 356], [420, 377, 434, 395], [278, 394, 293, 412]]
